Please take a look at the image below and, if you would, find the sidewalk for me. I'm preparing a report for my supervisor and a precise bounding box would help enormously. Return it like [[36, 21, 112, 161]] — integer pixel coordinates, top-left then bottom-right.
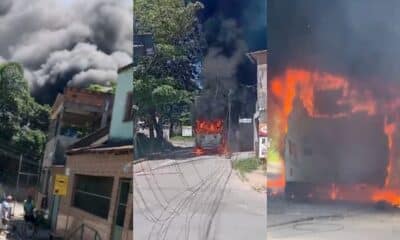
[[236, 168, 267, 193], [0, 202, 50, 240]]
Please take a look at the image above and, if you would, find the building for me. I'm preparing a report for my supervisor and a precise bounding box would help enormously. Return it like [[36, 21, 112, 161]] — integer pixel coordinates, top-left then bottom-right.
[[110, 64, 134, 141], [247, 50, 267, 158], [53, 64, 133, 240], [37, 87, 114, 225]]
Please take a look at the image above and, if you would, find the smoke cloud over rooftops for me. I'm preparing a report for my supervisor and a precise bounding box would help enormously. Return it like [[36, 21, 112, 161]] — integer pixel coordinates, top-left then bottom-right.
[[0, 0, 132, 104]]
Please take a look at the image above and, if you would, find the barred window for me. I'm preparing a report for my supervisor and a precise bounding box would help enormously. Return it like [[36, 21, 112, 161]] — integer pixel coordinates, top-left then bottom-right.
[[72, 175, 114, 219]]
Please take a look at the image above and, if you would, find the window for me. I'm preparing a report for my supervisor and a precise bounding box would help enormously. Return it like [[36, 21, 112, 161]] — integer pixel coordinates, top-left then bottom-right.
[[288, 140, 298, 159], [115, 180, 131, 227], [72, 175, 114, 219], [123, 92, 133, 122]]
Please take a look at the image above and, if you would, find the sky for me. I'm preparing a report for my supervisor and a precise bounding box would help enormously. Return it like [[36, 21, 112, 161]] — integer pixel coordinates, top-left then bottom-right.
[[0, 0, 133, 104]]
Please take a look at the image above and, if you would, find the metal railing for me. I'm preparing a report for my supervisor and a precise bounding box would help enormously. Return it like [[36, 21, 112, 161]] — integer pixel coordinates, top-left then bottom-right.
[[64, 224, 102, 240]]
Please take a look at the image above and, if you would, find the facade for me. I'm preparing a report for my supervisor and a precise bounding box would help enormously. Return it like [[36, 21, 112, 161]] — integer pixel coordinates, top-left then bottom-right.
[[109, 64, 134, 141], [247, 50, 267, 157], [58, 147, 133, 240], [37, 87, 113, 222], [54, 64, 134, 240]]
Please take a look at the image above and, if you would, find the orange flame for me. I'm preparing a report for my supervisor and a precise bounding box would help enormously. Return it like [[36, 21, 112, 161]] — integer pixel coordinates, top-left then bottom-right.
[[372, 189, 400, 207], [269, 68, 400, 206], [195, 119, 223, 134], [193, 119, 226, 156], [384, 117, 396, 188], [194, 147, 205, 156], [330, 183, 339, 201]]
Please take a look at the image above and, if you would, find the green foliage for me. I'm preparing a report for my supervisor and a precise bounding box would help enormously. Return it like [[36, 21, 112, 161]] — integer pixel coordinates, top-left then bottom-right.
[[0, 62, 50, 160], [267, 140, 281, 164], [178, 110, 192, 125], [13, 128, 47, 160], [135, 0, 204, 44], [87, 83, 116, 94], [233, 158, 261, 177], [134, 0, 205, 140]]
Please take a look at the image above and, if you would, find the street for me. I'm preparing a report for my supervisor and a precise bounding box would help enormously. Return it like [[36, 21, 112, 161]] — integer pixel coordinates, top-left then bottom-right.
[[0, 202, 49, 240], [267, 198, 400, 240], [133, 153, 267, 240]]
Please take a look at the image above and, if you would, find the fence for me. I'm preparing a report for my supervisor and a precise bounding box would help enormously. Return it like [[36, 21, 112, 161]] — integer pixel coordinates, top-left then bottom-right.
[[0, 143, 40, 201]]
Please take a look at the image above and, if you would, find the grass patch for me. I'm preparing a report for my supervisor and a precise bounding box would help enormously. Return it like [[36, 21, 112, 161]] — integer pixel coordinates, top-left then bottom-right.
[[170, 136, 194, 141], [233, 158, 260, 177]]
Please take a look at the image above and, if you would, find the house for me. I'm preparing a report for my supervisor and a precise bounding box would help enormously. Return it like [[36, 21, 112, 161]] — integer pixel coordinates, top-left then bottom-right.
[[247, 50, 267, 157], [53, 64, 133, 240], [36, 87, 114, 226]]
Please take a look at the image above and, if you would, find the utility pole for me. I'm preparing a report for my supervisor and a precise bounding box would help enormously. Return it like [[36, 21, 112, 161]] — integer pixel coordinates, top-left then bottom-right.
[[16, 154, 23, 194], [133, 104, 139, 160], [227, 89, 233, 158]]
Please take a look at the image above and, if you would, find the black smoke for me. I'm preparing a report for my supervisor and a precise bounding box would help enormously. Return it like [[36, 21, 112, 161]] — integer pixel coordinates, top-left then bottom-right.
[[199, 0, 267, 87], [0, 0, 132, 104], [198, 0, 266, 118], [0, 0, 12, 16], [268, 0, 400, 90]]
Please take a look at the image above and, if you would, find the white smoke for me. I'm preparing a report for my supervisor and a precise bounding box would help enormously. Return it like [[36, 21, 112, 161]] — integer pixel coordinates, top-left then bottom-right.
[[0, 0, 132, 103]]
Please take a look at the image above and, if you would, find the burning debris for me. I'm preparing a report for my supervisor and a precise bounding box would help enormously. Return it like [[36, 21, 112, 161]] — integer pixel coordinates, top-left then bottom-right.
[[269, 68, 400, 207]]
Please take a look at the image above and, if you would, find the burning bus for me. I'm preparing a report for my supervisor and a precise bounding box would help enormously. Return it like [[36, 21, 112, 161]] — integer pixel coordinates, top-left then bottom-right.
[[269, 68, 400, 205], [284, 98, 388, 199], [192, 94, 228, 155], [194, 119, 224, 151]]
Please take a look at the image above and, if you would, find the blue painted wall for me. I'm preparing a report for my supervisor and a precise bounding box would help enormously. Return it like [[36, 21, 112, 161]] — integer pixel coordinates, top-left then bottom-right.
[[109, 66, 133, 141]]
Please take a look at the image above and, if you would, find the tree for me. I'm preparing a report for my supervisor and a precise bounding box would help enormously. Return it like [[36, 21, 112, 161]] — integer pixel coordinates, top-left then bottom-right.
[[134, 0, 205, 141], [0, 62, 50, 161]]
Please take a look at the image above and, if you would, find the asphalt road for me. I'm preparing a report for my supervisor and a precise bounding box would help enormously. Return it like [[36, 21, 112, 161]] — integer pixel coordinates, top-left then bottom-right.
[[268, 198, 400, 240], [133, 153, 267, 240]]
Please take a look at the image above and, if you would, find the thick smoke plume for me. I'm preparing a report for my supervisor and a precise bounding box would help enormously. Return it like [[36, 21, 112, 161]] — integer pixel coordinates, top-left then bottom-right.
[[198, 0, 266, 119], [200, 0, 266, 89], [268, 0, 400, 94], [0, 0, 132, 103]]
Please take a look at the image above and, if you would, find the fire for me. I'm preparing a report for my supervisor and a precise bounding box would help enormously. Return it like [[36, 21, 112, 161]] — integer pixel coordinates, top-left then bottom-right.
[[193, 119, 226, 156], [372, 189, 400, 207], [330, 183, 339, 201], [195, 119, 223, 134], [269, 67, 400, 206], [384, 117, 396, 188], [194, 147, 205, 155]]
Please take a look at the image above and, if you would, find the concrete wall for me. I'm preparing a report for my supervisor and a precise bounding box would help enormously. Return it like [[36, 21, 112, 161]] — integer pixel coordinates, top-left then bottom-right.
[[57, 152, 133, 240], [110, 67, 133, 141]]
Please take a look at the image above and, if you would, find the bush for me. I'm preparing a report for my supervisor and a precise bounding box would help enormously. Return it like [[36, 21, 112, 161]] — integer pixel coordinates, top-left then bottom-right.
[[233, 158, 260, 177]]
